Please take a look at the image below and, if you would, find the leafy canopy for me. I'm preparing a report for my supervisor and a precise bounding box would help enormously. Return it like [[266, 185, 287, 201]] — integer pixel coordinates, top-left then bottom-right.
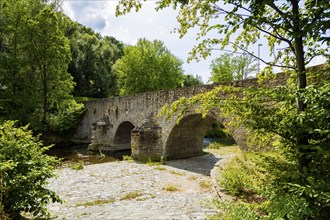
[[114, 38, 184, 95], [117, 0, 330, 71], [64, 16, 124, 98], [209, 53, 257, 83], [0, 0, 84, 133]]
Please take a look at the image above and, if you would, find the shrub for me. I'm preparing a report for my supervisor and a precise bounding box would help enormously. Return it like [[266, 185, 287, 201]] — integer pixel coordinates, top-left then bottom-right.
[[218, 153, 266, 197], [0, 202, 10, 220], [0, 121, 60, 219], [48, 99, 85, 134], [210, 200, 260, 220], [217, 151, 325, 219]]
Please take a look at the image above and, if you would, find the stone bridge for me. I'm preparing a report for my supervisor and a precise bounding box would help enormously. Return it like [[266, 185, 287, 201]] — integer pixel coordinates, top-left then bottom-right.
[[72, 75, 287, 161]]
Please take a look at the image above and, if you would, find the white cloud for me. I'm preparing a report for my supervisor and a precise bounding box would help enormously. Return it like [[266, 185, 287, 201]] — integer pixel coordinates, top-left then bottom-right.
[[61, 0, 215, 82]]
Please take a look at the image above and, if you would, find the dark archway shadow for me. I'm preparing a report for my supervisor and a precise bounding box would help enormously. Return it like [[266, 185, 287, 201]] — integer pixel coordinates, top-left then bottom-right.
[[164, 152, 221, 176], [114, 121, 135, 150]]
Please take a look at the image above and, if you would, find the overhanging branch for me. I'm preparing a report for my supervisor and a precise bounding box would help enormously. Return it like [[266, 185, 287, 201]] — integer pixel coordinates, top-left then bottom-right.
[[230, 42, 295, 69]]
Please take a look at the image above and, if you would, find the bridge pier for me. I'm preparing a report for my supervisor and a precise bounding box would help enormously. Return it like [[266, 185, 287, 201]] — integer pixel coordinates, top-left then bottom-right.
[[131, 116, 163, 161]]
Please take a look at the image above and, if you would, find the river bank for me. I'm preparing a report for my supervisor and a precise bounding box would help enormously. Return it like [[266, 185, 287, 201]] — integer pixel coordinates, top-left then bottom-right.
[[45, 149, 236, 219]]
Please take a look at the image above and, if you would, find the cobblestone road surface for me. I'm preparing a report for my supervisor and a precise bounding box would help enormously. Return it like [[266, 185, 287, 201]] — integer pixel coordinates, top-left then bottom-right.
[[47, 154, 221, 220]]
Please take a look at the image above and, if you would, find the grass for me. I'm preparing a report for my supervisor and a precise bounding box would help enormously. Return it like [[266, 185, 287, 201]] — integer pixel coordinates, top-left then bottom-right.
[[163, 185, 180, 192], [120, 191, 143, 200], [205, 143, 241, 156], [199, 180, 212, 189], [188, 175, 198, 180], [136, 194, 157, 201], [147, 161, 163, 166], [154, 166, 166, 170], [76, 198, 115, 207], [170, 170, 185, 176], [122, 155, 134, 162], [69, 161, 84, 170]]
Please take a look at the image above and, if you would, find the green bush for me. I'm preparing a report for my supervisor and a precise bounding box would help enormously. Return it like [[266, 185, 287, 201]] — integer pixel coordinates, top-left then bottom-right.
[[210, 200, 260, 220], [0, 202, 10, 220], [218, 153, 266, 197], [49, 99, 85, 134], [0, 121, 60, 219], [217, 151, 327, 219]]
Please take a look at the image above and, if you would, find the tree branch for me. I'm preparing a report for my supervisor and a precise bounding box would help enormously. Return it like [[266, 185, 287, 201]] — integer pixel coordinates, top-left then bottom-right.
[[230, 42, 295, 69], [213, 3, 250, 18], [267, 2, 293, 29], [255, 25, 292, 45]]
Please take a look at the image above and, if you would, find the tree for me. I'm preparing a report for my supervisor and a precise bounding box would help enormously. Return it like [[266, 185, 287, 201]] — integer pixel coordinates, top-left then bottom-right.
[[0, 1, 84, 133], [0, 121, 60, 218], [209, 53, 257, 83], [114, 38, 184, 95], [116, 0, 330, 170], [24, 7, 72, 130], [183, 74, 203, 86], [64, 17, 123, 98]]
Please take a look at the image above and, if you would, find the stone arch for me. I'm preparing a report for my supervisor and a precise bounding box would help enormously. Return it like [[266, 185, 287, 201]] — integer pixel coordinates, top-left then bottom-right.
[[164, 113, 217, 159], [114, 121, 135, 150]]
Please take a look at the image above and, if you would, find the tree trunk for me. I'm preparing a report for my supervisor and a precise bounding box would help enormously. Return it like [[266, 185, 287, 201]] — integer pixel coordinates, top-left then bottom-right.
[[42, 67, 47, 130], [292, 0, 310, 175]]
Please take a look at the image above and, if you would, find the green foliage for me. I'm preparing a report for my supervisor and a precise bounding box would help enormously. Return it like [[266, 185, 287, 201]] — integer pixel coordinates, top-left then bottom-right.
[[206, 145, 241, 156], [205, 122, 232, 138], [0, 202, 10, 220], [114, 38, 184, 95], [116, 0, 330, 217], [69, 161, 84, 170], [76, 198, 115, 207], [63, 17, 123, 98], [117, 1, 329, 70], [217, 149, 329, 219], [182, 74, 203, 86], [219, 153, 266, 197], [163, 185, 180, 192], [0, 1, 78, 133], [120, 191, 143, 200], [73, 97, 100, 102], [210, 200, 260, 220], [49, 99, 85, 134], [210, 53, 257, 83], [0, 121, 60, 219], [122, 155, 134, 161]]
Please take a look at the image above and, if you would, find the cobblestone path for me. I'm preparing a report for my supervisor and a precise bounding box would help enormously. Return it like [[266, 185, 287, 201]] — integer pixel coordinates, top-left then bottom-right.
[[47, 154, 221, 220]]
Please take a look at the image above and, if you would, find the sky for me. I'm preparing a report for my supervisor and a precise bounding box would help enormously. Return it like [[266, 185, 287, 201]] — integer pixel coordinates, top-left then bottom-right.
[[61, 0, 326, 83]]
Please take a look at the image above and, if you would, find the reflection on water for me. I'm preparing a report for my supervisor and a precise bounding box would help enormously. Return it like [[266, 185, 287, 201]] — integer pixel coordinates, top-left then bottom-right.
[[46, 145, 131, 165]]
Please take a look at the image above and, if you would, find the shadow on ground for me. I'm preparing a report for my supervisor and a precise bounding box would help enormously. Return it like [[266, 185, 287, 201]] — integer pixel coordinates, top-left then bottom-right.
[[165, 153, 221, 176]]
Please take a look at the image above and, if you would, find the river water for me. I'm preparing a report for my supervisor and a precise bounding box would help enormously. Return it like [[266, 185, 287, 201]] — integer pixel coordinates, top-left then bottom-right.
[[46, 145, 131, 165], [47, 138, 226, 165]]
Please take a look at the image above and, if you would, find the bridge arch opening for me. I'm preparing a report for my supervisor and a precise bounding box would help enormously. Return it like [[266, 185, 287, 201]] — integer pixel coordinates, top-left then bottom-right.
[[204, 121, 236, 147], [165, 114, 236, 159], [114, 121, 135, 150]]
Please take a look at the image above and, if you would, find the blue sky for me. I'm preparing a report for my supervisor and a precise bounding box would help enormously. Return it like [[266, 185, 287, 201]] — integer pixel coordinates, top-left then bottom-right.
[[61, 0, 326, 83]]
